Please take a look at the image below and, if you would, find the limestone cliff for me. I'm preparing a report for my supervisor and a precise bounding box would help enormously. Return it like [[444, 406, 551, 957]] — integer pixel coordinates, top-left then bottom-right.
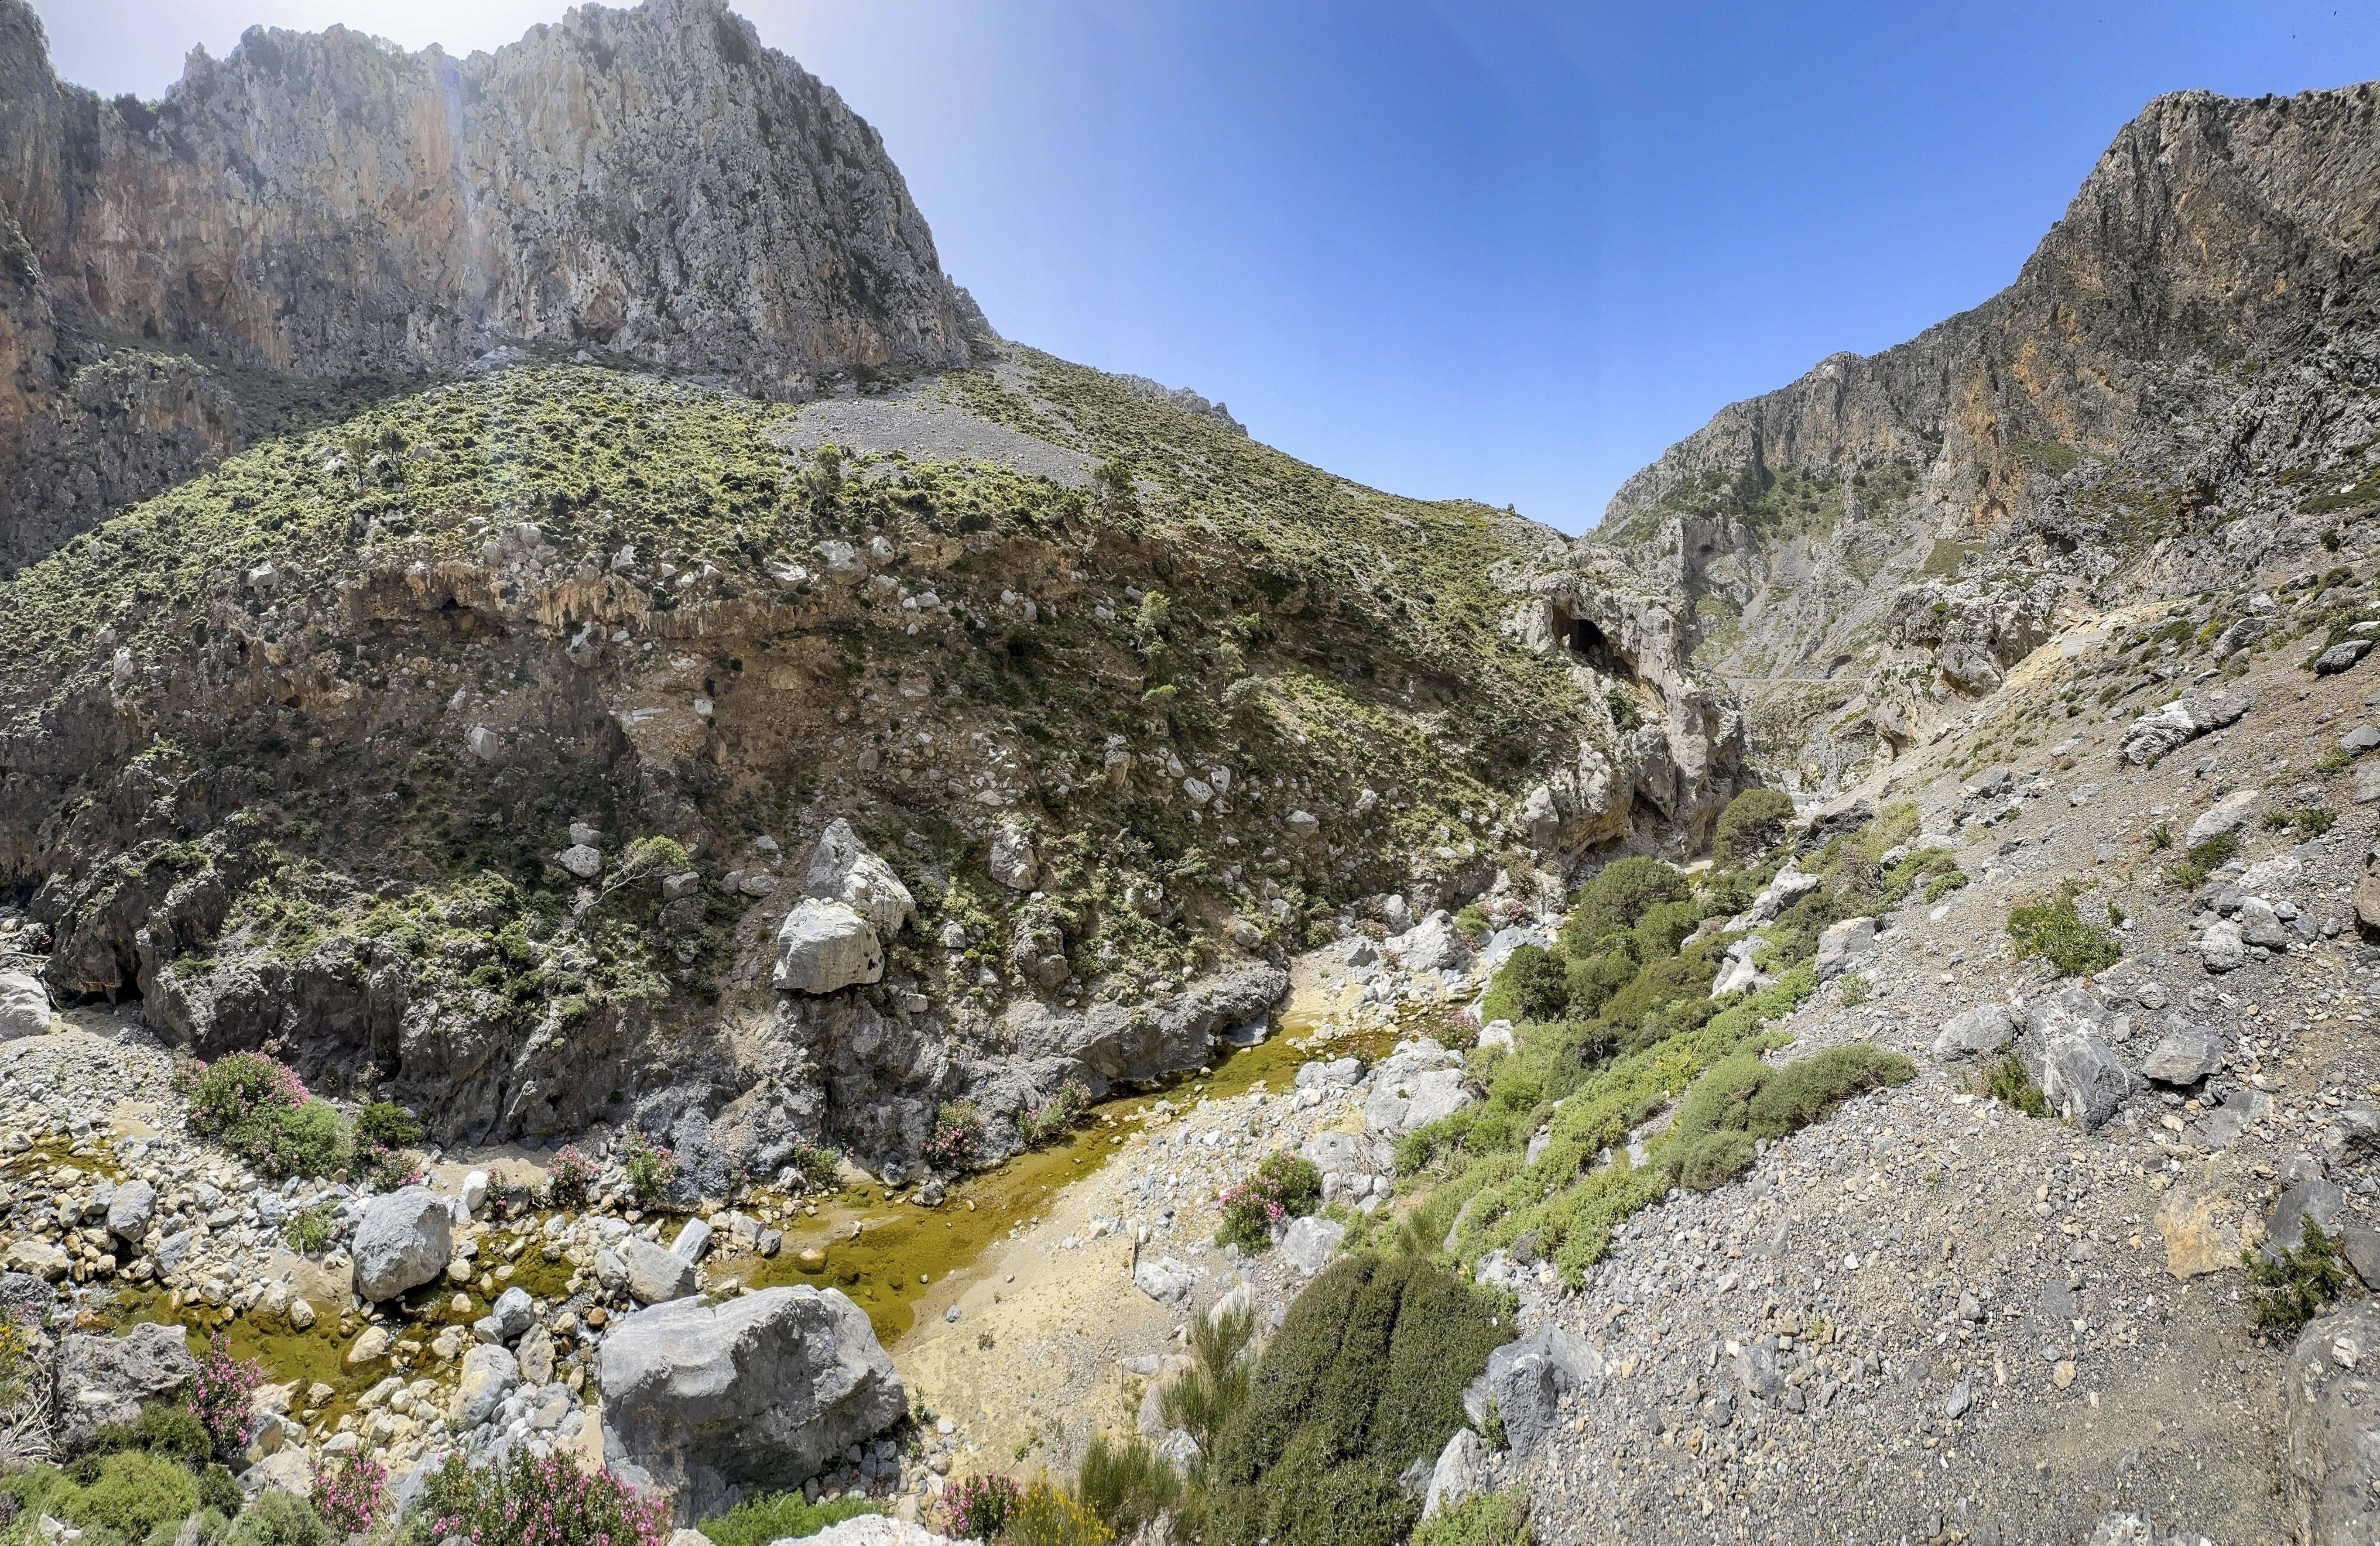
[[1574, 82, 2380, 791], [0, 0, 983, 562]]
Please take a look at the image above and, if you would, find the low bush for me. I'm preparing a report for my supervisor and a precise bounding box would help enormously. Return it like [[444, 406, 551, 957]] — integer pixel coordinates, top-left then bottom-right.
[[2168, 832, 2239, 890], [185, 1334, 265, 1459], [2249, 1217, 2348, 1334], [1411, 1490, 1531, 1546], [700, 1489, 879, 1546], [224, 1486, 335, 1546], [1075, 1436, 1181, 1539], [186, 1051, 347, 1179], [1217, 1152, 1322, 1253], [2005, 890, 2122, 977], [1206, 1254, 1506, 1546], [352, 1100, 423, 1188], [620, 1131, 680, 1207], [543, 1143, 598, 1207], [785, 1137, 842, 1192], [924, 1101, 987, 1172], [1923, 871, 1969, 903], [5, 1450, 197, 1539], [309, 1450, 387, 1535], [281, 1203, 340, 1257], [1562, 858, 1690, 954], [1017, 1080, 1093, 1148], [1712, 788, 1795, 867], [1985, 1054, 2051, 1118], [1663, 1045, 1914, 1193], [1480, 944, 1568, 1025], [1452, 905, 1490, 943], [1008, 1477, 1116, 1546], [948, 1473, 1025, 1540], [425, 1450, 669, 1546], [88, 1400, 211, 1467], [1160, 1300, 1255, 1476]]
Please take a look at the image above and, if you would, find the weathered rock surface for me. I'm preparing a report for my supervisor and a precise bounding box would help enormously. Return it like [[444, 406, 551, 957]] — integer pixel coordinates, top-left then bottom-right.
[[0, 970, 48, 1038], [772, 899, 884, 995], [1930, 1004, 2013, 1062], [2287, 1299, 2380, 1544], [599, 1285, 906, 1522], [350, 1186, 453, 1302], [620, 1235, 699, 1305], [804, 820, 915, 937], [1363, 1042, 1472, 1136], [53, 1321, 197, 1450]]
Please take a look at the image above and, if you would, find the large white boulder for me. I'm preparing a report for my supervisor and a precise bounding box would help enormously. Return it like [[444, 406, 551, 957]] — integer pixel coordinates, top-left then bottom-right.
[[621, 1235, 699, 1304], [449, 1343, 520, 1429], [772, 899, 883, 994], [805, 819, 915, 936], [53, 1323, 196, 1451], [1392, 912, 1472, 974], [2186, 788, 2261, 847], [350, 1186, 453, 1302], [1278, 1216, 1345, 1276], [600, 1285, 907, 1523], [1363, 1042, 1472, 1136], [0, 971, 51, 1039]]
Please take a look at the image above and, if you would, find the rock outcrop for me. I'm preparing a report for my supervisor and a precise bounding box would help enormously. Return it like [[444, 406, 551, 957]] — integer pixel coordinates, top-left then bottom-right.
[[598, 1284, 907, 1522], [51, 1321, 197, 1451], [0, 0, 983, 562]]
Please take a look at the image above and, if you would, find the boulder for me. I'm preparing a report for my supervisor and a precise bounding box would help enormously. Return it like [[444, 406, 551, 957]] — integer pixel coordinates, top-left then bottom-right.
[[459, 1169, 489, 1217], [474, 1285, 536, 1344], [2240, 897, 2293, 949], [2357, 762, 2380, 806], [2342, 725, 2380, 758], [1295, 1058, 1363, 1091], [1392, 912, 1471, 974], [2019, 1024, 2132, 1132], [518, 1323, 556, 1385], [599, 1285, 907, 1523], [1483, 1326, 1600, 1459], [2139, 1025, 2225, 1085], [1930, 1004, 2014, 1063], [1278, 1217, 1344, 1277], [2267, 1176, 2348, 1263], [1133, 1257, 1196, 1304], [1814, 916, 1878, 983], [54, 1323, 198, 1451], [350, 1186, 453, 1301], [1363, 1043, 1472, 1136], [2118, 689, 2253, 765], [1422, 1427, 1489, 1521], [0, 971, 50, 1039], [805, 819, 915, 936], [2187, 788, 2261, 846], [2200, 921, 2248, 973], [449, 1344, 520, 1429], [671, 1218, 713, 1262], [104, 1179, 156, 1244], [622, 1235, 699, 1304], [557, 843, 603, 879], [771, 899, 883, 994], [1299, 1131, 1371, 1175], [988, 826, 1039, 891], [2285, 1298, 2380, 1541], [2317, 639, 2374, 675]]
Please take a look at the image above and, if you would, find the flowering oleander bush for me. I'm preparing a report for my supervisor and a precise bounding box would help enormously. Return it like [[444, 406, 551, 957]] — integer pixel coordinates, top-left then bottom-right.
[[948, 1472, 1024, 1541], [353, 1100, 425, 1189], [185, 1333, 265, 1458], [923, 1102, 986, 1172], [426, 1450, 670, 1546], [543, 1144, 598, 1207], [309, 1449, 388, 1534], [1216, 1151, 1322, 1253], [185, 1050, 346, 1178], [620, 1131, 679, 1207], [785, 1137, 841, 1192]]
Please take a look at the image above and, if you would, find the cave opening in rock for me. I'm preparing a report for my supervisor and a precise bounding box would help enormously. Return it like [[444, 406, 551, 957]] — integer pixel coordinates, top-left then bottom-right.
[[1566, 615, 1626, 676]]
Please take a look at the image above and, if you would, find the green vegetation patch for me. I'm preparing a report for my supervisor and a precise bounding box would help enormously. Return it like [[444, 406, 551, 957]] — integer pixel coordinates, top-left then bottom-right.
[[1663, 1045, 1914, 1191], [2005, 888, 2122, 977], [1207, 1254, 1506, 1546]]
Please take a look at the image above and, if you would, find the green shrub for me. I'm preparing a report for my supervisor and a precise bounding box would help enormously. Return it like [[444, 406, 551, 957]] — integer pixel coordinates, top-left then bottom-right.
[[421, 1450, 667, 1546], [1074, 1435, 1182, 1539], [281, 1202, 341, 1256], [1411, 1491, 1531, 1546], [1207, 1255, 1505, 1546], [1712, 789, 1795, 867], [1985, 1054, 2051, 1118], [186, 1052, 348, 1179], [1922, 871, 1969, 903], [1007, 1478, 1116, 1546], [1218, 1152, 1323, 1253], [1160, 1300, 1255, 1478], [1662, 1045, 1914, 1193], [699, 1490, 879, 1546], [1563, 859, 1688, 954], [87, 1401, 212, 1467], [1836, 973, 1870, 1006], [2168, 832, 2238, 890], [352, 1100, 423, 1152], [2005, 891, 2122, 977], [1452, 905, 1490, 943], [21, 1451, 199, 1540], [1480, 944, 1568, 1025], [224, 1486, 336, 1546], [1561, 946, 1639, 1021], [620, 1131, 680, 1206], [2248, 1217, 2348, 1334]]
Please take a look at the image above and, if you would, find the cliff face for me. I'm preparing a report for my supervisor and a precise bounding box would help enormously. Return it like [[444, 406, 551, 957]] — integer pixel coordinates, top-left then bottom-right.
[[0, 0, 983, 563], [1577, 83, 2380, 788]]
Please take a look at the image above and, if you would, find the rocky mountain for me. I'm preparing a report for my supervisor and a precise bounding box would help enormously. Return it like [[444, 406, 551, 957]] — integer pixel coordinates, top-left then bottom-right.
[[0, 0, 1757, 1187], [1574, 82, 2380, 793], [0, 0, 984, 568]]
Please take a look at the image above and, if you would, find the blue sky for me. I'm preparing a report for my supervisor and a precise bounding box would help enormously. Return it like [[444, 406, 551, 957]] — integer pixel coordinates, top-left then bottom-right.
[[37, 0, 2380, 531]]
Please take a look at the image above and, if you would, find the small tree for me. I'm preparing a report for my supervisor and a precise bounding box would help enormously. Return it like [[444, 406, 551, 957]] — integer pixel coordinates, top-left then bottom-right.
[[1159, 1300, 1255, 1477]]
